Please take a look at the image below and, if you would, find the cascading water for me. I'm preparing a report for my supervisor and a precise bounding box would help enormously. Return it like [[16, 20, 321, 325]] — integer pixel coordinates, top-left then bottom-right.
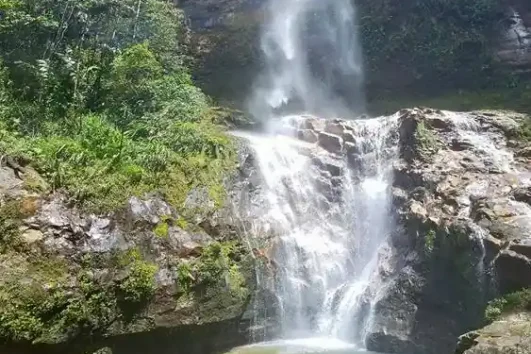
[[235, 115, 398, 349], [233, 0, 397, 352], [248, 0, 365, 119]]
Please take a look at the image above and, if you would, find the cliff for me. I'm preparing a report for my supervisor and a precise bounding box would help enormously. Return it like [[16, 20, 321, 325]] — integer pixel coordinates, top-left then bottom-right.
[[183, 0, 531, 105]]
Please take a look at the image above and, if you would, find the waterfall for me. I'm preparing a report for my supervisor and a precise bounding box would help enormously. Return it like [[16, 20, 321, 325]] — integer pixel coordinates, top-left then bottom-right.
[[248, 0, 365, 120], [235, 0, 397, 350], [234, 115, 399, 348]]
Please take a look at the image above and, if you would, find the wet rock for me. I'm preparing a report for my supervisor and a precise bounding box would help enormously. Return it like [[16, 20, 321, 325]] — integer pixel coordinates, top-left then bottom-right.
[[495, 250, 531, 292], [345, 141, 361, 156], [456, 313, 531, 354], [324, 121, 345, 136], [318, 132, 343, 154], [297, 129, 318, 143], [311, 155, 343, 177], [513, 186, 531, 205], [509, 242, 531, 259], [343, 131, 357, 144]]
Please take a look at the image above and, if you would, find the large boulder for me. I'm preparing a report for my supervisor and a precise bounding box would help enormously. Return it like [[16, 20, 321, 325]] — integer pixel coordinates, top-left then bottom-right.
[[362, 108, 531, 354], [456, 313, 531, 354], [0, 143, 262, 354]]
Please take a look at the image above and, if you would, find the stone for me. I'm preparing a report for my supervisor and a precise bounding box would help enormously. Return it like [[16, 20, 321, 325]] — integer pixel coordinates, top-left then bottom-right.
[[514, 187, 531, 205], [343, 131, 357, 143], [495, 250, 531, 292], [297, 129, 318, 143], [456, 313, 531, 354], [168, 227, 213, 258], [311, 155, 343, 177], [318, 132, 343, 154], [324, 121, 345, 136], [20, 228, 44, 244], [344, 141, 361, 156], [127, 196, 174, 226], [0, 166, 24, 199]]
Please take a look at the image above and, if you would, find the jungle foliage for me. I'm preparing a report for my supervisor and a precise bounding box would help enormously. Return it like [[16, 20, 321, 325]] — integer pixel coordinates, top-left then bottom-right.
[[0, 0, 235, 212]]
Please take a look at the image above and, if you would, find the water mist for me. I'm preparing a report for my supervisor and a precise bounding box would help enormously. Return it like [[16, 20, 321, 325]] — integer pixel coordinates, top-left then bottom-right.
[[236, 0, 397, 351], [248, 0, 365, 120]]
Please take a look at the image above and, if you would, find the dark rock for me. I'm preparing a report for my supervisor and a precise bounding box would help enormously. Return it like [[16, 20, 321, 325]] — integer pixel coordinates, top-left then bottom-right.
[[495, 250, 531, 292], [513, 187, 531, 205], [343, 131, 357, 144], [318, 132, 343, 154], [509, 241, 531, 259]]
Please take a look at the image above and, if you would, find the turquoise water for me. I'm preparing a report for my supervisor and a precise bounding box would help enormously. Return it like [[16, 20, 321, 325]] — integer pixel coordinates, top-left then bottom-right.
[[226, 338, 384, 354]]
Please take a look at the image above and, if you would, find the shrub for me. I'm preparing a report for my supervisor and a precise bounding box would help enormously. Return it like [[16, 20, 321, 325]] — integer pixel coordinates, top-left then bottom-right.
[[485, 289, 531, 322]]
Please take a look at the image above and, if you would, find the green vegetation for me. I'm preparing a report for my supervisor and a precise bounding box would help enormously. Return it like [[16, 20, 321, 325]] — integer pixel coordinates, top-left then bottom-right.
[[0, 249, 158, 344], [424, 230, 436, 255], [0, 200, 23, 252], [359, 0, 504, 93], [516, 119, 531, 142], [117, 249, 158, 304], [368, 88, 531, 116], [415, 121, 441, 159], [153, 222, 170, 238], [0, 0, 236, 212], [176, 241, 249, 300], [485, 289, 531, 322]]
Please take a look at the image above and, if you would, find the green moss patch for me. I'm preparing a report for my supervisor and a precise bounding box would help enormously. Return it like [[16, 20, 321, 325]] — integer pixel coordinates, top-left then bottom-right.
[[0, 249, 158, 345]]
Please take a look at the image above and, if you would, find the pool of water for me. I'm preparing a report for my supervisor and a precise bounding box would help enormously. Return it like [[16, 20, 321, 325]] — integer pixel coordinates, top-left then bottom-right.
[[225, 338, 384, 354]]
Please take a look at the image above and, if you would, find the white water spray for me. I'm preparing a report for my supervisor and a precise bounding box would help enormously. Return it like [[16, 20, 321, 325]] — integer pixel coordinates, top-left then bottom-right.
[[239, 0, 397, 350], [249, 0, 365, 119], [236, 115, 399, 348]]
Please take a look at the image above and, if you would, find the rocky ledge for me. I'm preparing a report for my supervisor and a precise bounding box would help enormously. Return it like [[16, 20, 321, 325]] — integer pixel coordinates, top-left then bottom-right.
[[0, 143, 260, 354], [276, 107, 530, 354]]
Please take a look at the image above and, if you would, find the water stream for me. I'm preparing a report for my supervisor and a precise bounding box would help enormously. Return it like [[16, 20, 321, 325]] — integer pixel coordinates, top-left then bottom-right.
[[236, 0, 398, 351]]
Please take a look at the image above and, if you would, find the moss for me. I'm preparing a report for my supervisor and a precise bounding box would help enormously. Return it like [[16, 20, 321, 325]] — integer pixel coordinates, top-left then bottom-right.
[[415, 121, 441, 159], [0, 200, 24, 252], [0, 249, 158, 345], [176, 216, 188, 230], [176, 241, 250, 300], [153, 222, 169, 238], [516, 118, 531, 142], [485, 289, 531, 322], [424, 230, 436, 255]]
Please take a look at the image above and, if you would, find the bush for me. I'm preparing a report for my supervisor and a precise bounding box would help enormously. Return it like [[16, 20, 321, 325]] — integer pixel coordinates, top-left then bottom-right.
[[485, 289, 531, 322], [0, 0, 236, 213]]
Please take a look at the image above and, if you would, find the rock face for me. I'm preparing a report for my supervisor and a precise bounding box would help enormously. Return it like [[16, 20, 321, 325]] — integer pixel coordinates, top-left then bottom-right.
[[456, 313, 531, 354], [184, 0, 531, 103], [0, 143, 262, 354], [363, 108, 531, 354], [1, 108, 529, 354], [497, 6, 531, 73], [240, 108, 530, 354]]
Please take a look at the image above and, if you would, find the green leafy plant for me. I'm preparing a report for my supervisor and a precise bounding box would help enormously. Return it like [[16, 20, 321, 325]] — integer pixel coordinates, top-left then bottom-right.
[[485, 289, 531, 322]]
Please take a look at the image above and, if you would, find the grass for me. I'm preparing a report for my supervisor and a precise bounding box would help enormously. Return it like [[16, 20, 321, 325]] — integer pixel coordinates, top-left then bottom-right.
[[485, 289, 531, 322], [0, 115, 236, 214]]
